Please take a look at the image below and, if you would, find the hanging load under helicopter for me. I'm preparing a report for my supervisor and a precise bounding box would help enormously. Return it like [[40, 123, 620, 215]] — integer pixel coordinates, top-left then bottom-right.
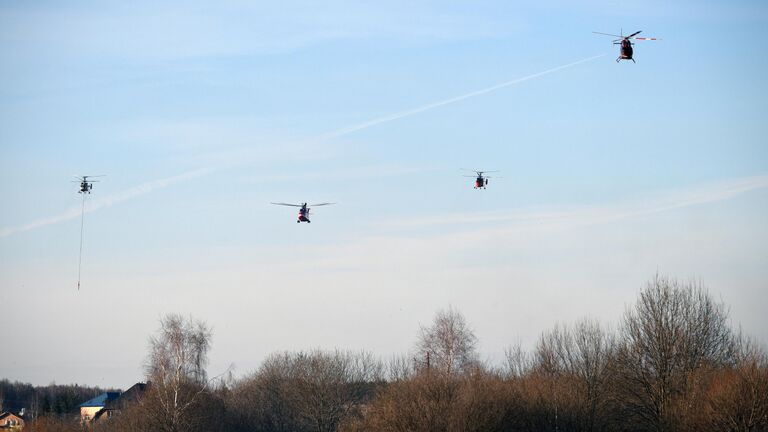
[[461, 169, 500, 189], [271, 202, 336, 223], [72, 175, 105, 290], [593, 30, 660, 63]]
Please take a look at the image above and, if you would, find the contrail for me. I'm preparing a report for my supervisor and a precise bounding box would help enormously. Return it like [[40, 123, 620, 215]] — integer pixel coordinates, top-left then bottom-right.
[[319, 54, 606, 140], [0, 55, 603, 238], [0, 168, 212, 238]]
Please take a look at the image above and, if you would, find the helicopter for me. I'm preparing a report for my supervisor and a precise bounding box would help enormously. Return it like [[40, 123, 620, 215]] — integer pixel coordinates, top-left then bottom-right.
[[73, 175, 105, 194], [462, 169, 499, 189], [271, 202, 336, 223], [593, 30, 660, 63]]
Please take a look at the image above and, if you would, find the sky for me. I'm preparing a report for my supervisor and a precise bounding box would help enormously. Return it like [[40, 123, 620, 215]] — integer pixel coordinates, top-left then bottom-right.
[[1, 0, 767, 388]]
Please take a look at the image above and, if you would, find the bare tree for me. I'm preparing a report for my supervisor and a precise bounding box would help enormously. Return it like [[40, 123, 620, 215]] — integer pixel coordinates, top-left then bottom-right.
[[535, 318, 616, 431], [147, 314, 212, 384], [504, 343, 533, 379], [291, 350, 382, 432], [228, 350, 383, 432], [387, 354, 416, 381], [703, 335, 768, 431], [345, 371, 459, 432], [416, 307, 479, 376], [226, 352, 301, 432], [613, 275, 733, 431], [25, 416, 85, 432], [144, 314, 214, 432]]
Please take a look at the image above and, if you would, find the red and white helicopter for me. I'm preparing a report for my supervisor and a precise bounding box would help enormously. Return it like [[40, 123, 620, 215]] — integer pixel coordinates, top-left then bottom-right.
[[462, 169, 499, 189], [593, 30, 660, 63], [271, 202, 335, 223]]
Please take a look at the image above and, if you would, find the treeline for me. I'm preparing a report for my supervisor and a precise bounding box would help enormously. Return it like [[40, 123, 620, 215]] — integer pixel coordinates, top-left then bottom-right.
[[30, 275, 768, 431], [0, 380, 111, 418]]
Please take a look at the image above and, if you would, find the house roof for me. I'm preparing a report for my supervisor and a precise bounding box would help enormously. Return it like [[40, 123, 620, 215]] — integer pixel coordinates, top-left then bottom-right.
[[93, 408, 109, 421], [117, 382, 147, 402], [78, 392, 121, 408], [0, 411, 24, 420]]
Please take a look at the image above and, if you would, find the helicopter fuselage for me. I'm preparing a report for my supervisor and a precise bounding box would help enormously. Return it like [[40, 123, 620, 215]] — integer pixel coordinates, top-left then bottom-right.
[[618, 39, 634, 62], [297, 206, 311, 223], [474, 177, 488, 189]]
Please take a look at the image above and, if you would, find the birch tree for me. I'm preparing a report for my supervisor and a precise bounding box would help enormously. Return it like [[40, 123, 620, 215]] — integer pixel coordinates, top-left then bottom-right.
[[416, 307, 478, 376], [144, 314, 213, 432]]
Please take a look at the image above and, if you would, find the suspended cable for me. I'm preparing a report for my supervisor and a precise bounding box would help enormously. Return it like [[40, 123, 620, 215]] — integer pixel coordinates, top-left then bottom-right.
[[77, 192, 86, 290]]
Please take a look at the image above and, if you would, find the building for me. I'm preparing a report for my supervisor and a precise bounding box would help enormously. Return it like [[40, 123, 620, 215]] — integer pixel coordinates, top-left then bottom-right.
[[78, 383, 148, 424], [0, 411, 25, 429], [79, 392, 121, 423]]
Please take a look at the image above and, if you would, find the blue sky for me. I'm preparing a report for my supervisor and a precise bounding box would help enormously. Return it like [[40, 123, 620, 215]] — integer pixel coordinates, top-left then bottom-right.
[[1, 0, 767, 387]]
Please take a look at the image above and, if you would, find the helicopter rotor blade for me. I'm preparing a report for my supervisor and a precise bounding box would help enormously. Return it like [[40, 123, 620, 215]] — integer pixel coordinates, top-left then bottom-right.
[[633, 37, 660, 41], [461, 169, 499, 174], [593, 31, 623, 38], [271, 202, 303, 207], [626, 30, 642, 38], [310, 203, 336, 207]]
